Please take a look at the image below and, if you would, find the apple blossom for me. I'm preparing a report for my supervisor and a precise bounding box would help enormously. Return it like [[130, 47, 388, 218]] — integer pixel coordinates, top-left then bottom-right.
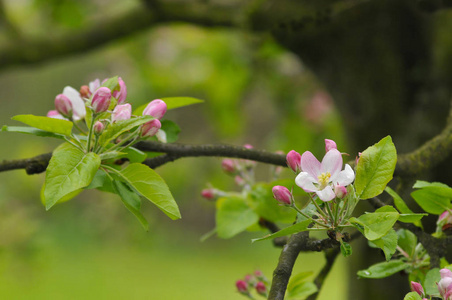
[[143, 99, 167, 120], [79, 85, 90, 98], [221, 159, 236, 174], [272, 185, 292, 205], [113, 77, 127, 104], [89, 78, 100, 94], [410, 281, 424, 297], [47, 110, 65, 119], [325, 139, 337, 152], [201, 188, 215, 200], [334, 184, 347, 199], [295, 149, 354, 202], [286, 150, 302, 173], [112, 104, 132, 122], [255, 281, 267, 296], [439, 268, 452, 299], [61, 86, 86, 120], [91, 87, 112, 113], [141, 119, 161, 137], [54, 94, 72, 118], [236, 280, 248, 294], [93, 121, 104, 135]]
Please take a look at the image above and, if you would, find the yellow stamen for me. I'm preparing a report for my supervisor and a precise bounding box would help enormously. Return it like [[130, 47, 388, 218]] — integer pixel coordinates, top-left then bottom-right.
[[317, 172, 331, 189]]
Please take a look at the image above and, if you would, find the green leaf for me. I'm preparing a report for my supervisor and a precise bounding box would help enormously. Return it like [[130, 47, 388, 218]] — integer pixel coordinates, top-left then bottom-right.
[[385, 187, 424, 227], [349, 208, 399, 241], [101, 76, 119, 91], [40, 182, 82, 206], [44, 143, 100, 210], [84, 169, 116, 193], [98, 116, 154, 147], [2, 125, 66, 140], [368, 229, 398, 261], [286, 281, 317, 299], [112, 180, 149, 230], [122, 147, 147, 163], [357, 260, 408, 278], [423, 268, 440, 296], [216, 196, 259, 239], [251, 219, 312, 243], [397, 229, 417, 257], [403, 292, 423, 300], [355, 136, 397, 199], [133, 97, 204, 115], [340, 242, 353, 257], [248, 183, 296, 224], [11, 114, 73, 136], [160, 120, 181, 143], [413, 180, 450, 189], [411, 187, 452, 215], [99, 151, 126, 161], [118, 163, 181, 220], [287, 272, 314, 292]]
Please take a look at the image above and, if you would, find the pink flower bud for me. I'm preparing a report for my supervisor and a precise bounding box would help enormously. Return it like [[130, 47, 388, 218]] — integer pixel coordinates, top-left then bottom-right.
[[254, 270, 264, 278], [47, 110, 65, 119], [91, 87, 112, 113], [112, 104, 132, 122], [438, 269, 452, 298], [235, 175, 245, 186], [80, 85, 91, 98], [334, 185, 347, 199], [201, 188, 215, 200], [255, 282, 267, 295], [236, 280, 248, 294], [93, 121, 105, 135], [89, 79, 100, 94], [325, 139, 337, 152], [411, 281, 424, 297], [244, 274, 253, 283], [286, 150, 302, 173], [221, 159, 236, 174], [55, 94, 73, 118], [141, 119, 161, 137], [272, 185, 292, 205], [243, 144, 253, 149], [113, 77, 127, 104], [143, 99, 167, 120]]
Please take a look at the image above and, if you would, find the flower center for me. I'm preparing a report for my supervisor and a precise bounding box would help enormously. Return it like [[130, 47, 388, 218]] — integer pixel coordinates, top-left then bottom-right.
[[317, 172, 331, 189]]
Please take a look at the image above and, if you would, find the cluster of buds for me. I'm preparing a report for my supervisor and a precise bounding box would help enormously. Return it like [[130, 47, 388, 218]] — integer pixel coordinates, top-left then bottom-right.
[[48, 77, 168, 153], [235, 270, 269, 298], [439, 269, 452, 300]]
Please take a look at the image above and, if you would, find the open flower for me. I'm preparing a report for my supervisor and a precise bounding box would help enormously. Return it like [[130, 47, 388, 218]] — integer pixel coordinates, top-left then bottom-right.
[[295, 149, 354, 202], [439, 268, 452, 299]]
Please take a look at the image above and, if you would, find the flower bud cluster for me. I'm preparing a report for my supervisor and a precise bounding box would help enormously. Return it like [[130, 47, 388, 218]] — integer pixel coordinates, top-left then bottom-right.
[[235, 270, 269, 298], [47, 76, 170, 154]]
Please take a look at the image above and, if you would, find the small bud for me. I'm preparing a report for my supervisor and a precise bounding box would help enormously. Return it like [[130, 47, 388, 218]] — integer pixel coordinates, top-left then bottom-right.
[[80, 85, 91, 98], [286, 150, 302, 173], [272, 185, 292, 205], [221, 159, 236, 174], [334, 185, 347, 199], [143, 99, 167, 120], [235, 175, 245, 186], [47, 110, 65, 119], [235, 280, 248, 294], [244, 274, 254, 283], [254, 270, 264, 278], [255, 282, 267, 296], [113, 77, 127, 104], [93, 121, 105, 135], [201, 188, 215, 200], [355, 152, 362, 166], [410, 281, 424, 297], [141, 119, 161, 137], [243, 144, 253, 149], [325, 139, 337, 152], [112, 104, 132, 122], [91, 87, 112, 113], [55, 94, 73, 118]]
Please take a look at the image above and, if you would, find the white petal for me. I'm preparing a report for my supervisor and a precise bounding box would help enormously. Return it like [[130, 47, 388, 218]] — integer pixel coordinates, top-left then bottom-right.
[[335, 164, 355, 186], [63, 86, 86, 120], [316, 186, 336, 202], [89, 79, 100, 93], [321, 149, 342, 176], [300, 151, 321, 178], [295, 172, 317, 193]]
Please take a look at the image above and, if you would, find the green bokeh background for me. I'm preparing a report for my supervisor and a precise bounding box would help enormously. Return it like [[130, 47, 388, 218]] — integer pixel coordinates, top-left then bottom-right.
[[0, 1, 349, 298]]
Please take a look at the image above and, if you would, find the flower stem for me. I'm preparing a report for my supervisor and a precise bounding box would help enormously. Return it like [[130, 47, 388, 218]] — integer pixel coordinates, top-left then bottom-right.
[[291, 205, 330, 229], [86, 112, 97, 152]]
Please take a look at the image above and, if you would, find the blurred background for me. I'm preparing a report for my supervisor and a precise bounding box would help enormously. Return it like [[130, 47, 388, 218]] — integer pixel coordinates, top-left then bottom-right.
[[0, 0, 348, 299]]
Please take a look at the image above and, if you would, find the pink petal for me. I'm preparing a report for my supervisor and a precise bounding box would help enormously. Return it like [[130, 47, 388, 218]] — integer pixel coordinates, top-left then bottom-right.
[[320, 149, 342, 176], [316, 186, 336, 202], [295, 172, 317, 193], [301, 151, 321, 178], [441, 269, 452, 279], [334, 164, 355, 186]]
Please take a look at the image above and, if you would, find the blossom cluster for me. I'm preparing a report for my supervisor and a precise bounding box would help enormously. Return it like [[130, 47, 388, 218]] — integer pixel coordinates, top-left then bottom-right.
[[236, 270, 269, 298], [47, 77, 168, 153], [410, 268, 452, 300]]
